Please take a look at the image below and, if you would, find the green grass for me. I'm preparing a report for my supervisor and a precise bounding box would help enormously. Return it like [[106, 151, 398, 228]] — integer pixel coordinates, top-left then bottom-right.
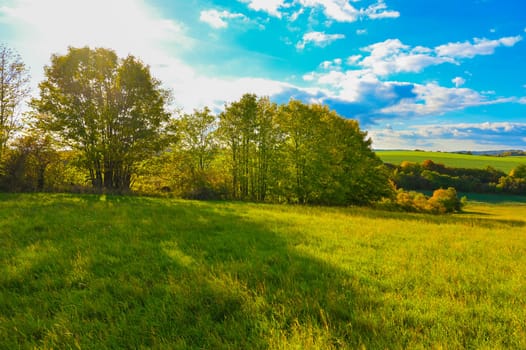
[[459, 192, 526, 204], [1, 194, 525, 349], [376, 150, 526, 173]]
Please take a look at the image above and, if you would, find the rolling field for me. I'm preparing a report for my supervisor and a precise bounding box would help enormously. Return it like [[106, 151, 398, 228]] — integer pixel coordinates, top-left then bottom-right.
[[376, 150, 526, 173], [1, 194, 525, 349]]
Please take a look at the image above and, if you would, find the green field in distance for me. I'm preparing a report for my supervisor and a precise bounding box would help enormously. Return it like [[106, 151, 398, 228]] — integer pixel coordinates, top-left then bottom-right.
[[376, 150, 526, 173]]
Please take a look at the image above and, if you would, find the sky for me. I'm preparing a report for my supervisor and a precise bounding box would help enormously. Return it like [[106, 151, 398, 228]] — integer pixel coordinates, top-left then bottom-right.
[[1, 0, 525, 151]]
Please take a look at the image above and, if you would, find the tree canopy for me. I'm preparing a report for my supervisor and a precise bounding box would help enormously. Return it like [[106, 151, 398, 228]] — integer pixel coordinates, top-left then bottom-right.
[[215, 95, 392, 205], [32, 47, 171, 191], [0, 44, 30, 164]]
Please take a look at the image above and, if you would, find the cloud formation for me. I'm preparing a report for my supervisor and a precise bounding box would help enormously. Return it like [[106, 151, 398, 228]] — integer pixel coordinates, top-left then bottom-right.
[[298, 0, 360, 22], [363, 1, 400, 19], [238, 0, 287, 18], [353, 35, 523, 77], [378, 83, 509, 117], [360, 39, 455, 76], [200, 9, 247, 29], [297, 32, 525, 125], [369, 122, 526, 151], [435, 36, 522, 58], [452, 77, 466, 88], [238, 0, 399, 23], [296, 31, 345, 49]]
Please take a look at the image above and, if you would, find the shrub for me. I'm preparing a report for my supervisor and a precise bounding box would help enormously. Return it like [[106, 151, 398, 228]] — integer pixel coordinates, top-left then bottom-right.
[[390, 187, 464, 214], [428, 187, 463, 213]]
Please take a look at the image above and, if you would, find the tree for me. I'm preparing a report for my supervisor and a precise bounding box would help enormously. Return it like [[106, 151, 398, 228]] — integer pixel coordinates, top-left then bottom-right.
[[510, 164, 526, 179], [174, 107, 220, 198], [275, 100, 392, 205], [325, 113, 393, 205], [276, 100, 322, 204], [32, 47, 171, 192], [0, 44, 30, 165], [218, 93, 258, 200], [176, 107, 217, 175], [0, 132, 58, 192], [253, 97, 279, 202]]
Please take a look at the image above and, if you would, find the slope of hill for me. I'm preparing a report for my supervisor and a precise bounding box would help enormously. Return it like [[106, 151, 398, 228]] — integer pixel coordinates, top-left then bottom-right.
[[376, 150, 526, 173]]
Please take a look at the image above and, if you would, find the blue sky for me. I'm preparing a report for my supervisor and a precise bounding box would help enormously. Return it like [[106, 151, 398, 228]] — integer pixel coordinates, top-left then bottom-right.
[[1, 0, 525, 151]]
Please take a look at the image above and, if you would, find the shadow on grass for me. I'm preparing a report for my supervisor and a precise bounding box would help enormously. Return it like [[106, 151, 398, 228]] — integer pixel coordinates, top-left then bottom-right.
[[0, 195, 403, 349], [1, 195, 524, 348]]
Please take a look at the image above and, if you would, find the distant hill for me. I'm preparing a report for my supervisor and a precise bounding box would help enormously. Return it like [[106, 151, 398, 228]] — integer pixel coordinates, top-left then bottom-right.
[[375, 150, 526, 174], [453, 150, 526, 156]]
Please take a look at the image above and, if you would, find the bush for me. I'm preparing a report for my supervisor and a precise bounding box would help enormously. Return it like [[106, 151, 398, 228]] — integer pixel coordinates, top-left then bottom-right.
[[388, 187, 464, 214], [428, 187, 463, 213]]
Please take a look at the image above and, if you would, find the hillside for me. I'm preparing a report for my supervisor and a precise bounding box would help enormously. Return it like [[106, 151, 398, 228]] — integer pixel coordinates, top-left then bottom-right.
[[376, 150, 526, 173], [1, 194, 525, 349]]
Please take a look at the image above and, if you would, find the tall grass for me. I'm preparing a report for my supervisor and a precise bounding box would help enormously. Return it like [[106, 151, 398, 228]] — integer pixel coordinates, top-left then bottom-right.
[[1, 194, 525, 348]]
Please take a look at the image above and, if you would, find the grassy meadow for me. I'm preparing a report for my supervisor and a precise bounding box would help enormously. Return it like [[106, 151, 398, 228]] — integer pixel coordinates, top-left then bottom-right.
[[376, 150, 526, 173], [1, 193, 525, 349]]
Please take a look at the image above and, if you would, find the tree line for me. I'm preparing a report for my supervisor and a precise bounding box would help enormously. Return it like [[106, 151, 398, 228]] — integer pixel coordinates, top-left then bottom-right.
[[0, 45, 393, 206], [388, 159, 526, 195]]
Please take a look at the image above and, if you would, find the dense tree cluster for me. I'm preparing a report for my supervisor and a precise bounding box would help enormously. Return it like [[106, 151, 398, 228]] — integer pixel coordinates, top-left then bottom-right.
[[389, 160, 526, 195], [0, 46, 393, 206], [134, 95, 393, 205]]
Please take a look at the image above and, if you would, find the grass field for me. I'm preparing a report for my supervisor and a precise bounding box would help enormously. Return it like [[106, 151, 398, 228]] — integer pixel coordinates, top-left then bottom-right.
[[376, 150, 526, 173], [1, 194, 525, 349]]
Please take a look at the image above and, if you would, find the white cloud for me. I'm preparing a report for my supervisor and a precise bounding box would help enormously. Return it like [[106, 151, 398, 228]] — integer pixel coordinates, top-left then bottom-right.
[[238, 0, 286, 18], [452, 77, 466, 88], [346, 55, 362, 65], [289, 8, 304, 21], [306, 60, 525, 120], [359, 39, 455, 76], [519, 97, 526, 104], [333, 34, 522, 77], [305, 67, 404, 104], [303, 73, 316, 81], [379, 83, 514, 116], [435, 36, 522, 58], [356, 29, 367, 35], [295, 30, 524, 123], [296, 0, 399, 23], [363, 1, 400, 19], [296, 31, 345, 50], [199, 9, 247, 29], [298, 0, 360, 22], [320, 58, 342, 69], [237, 0, 399, 23]]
